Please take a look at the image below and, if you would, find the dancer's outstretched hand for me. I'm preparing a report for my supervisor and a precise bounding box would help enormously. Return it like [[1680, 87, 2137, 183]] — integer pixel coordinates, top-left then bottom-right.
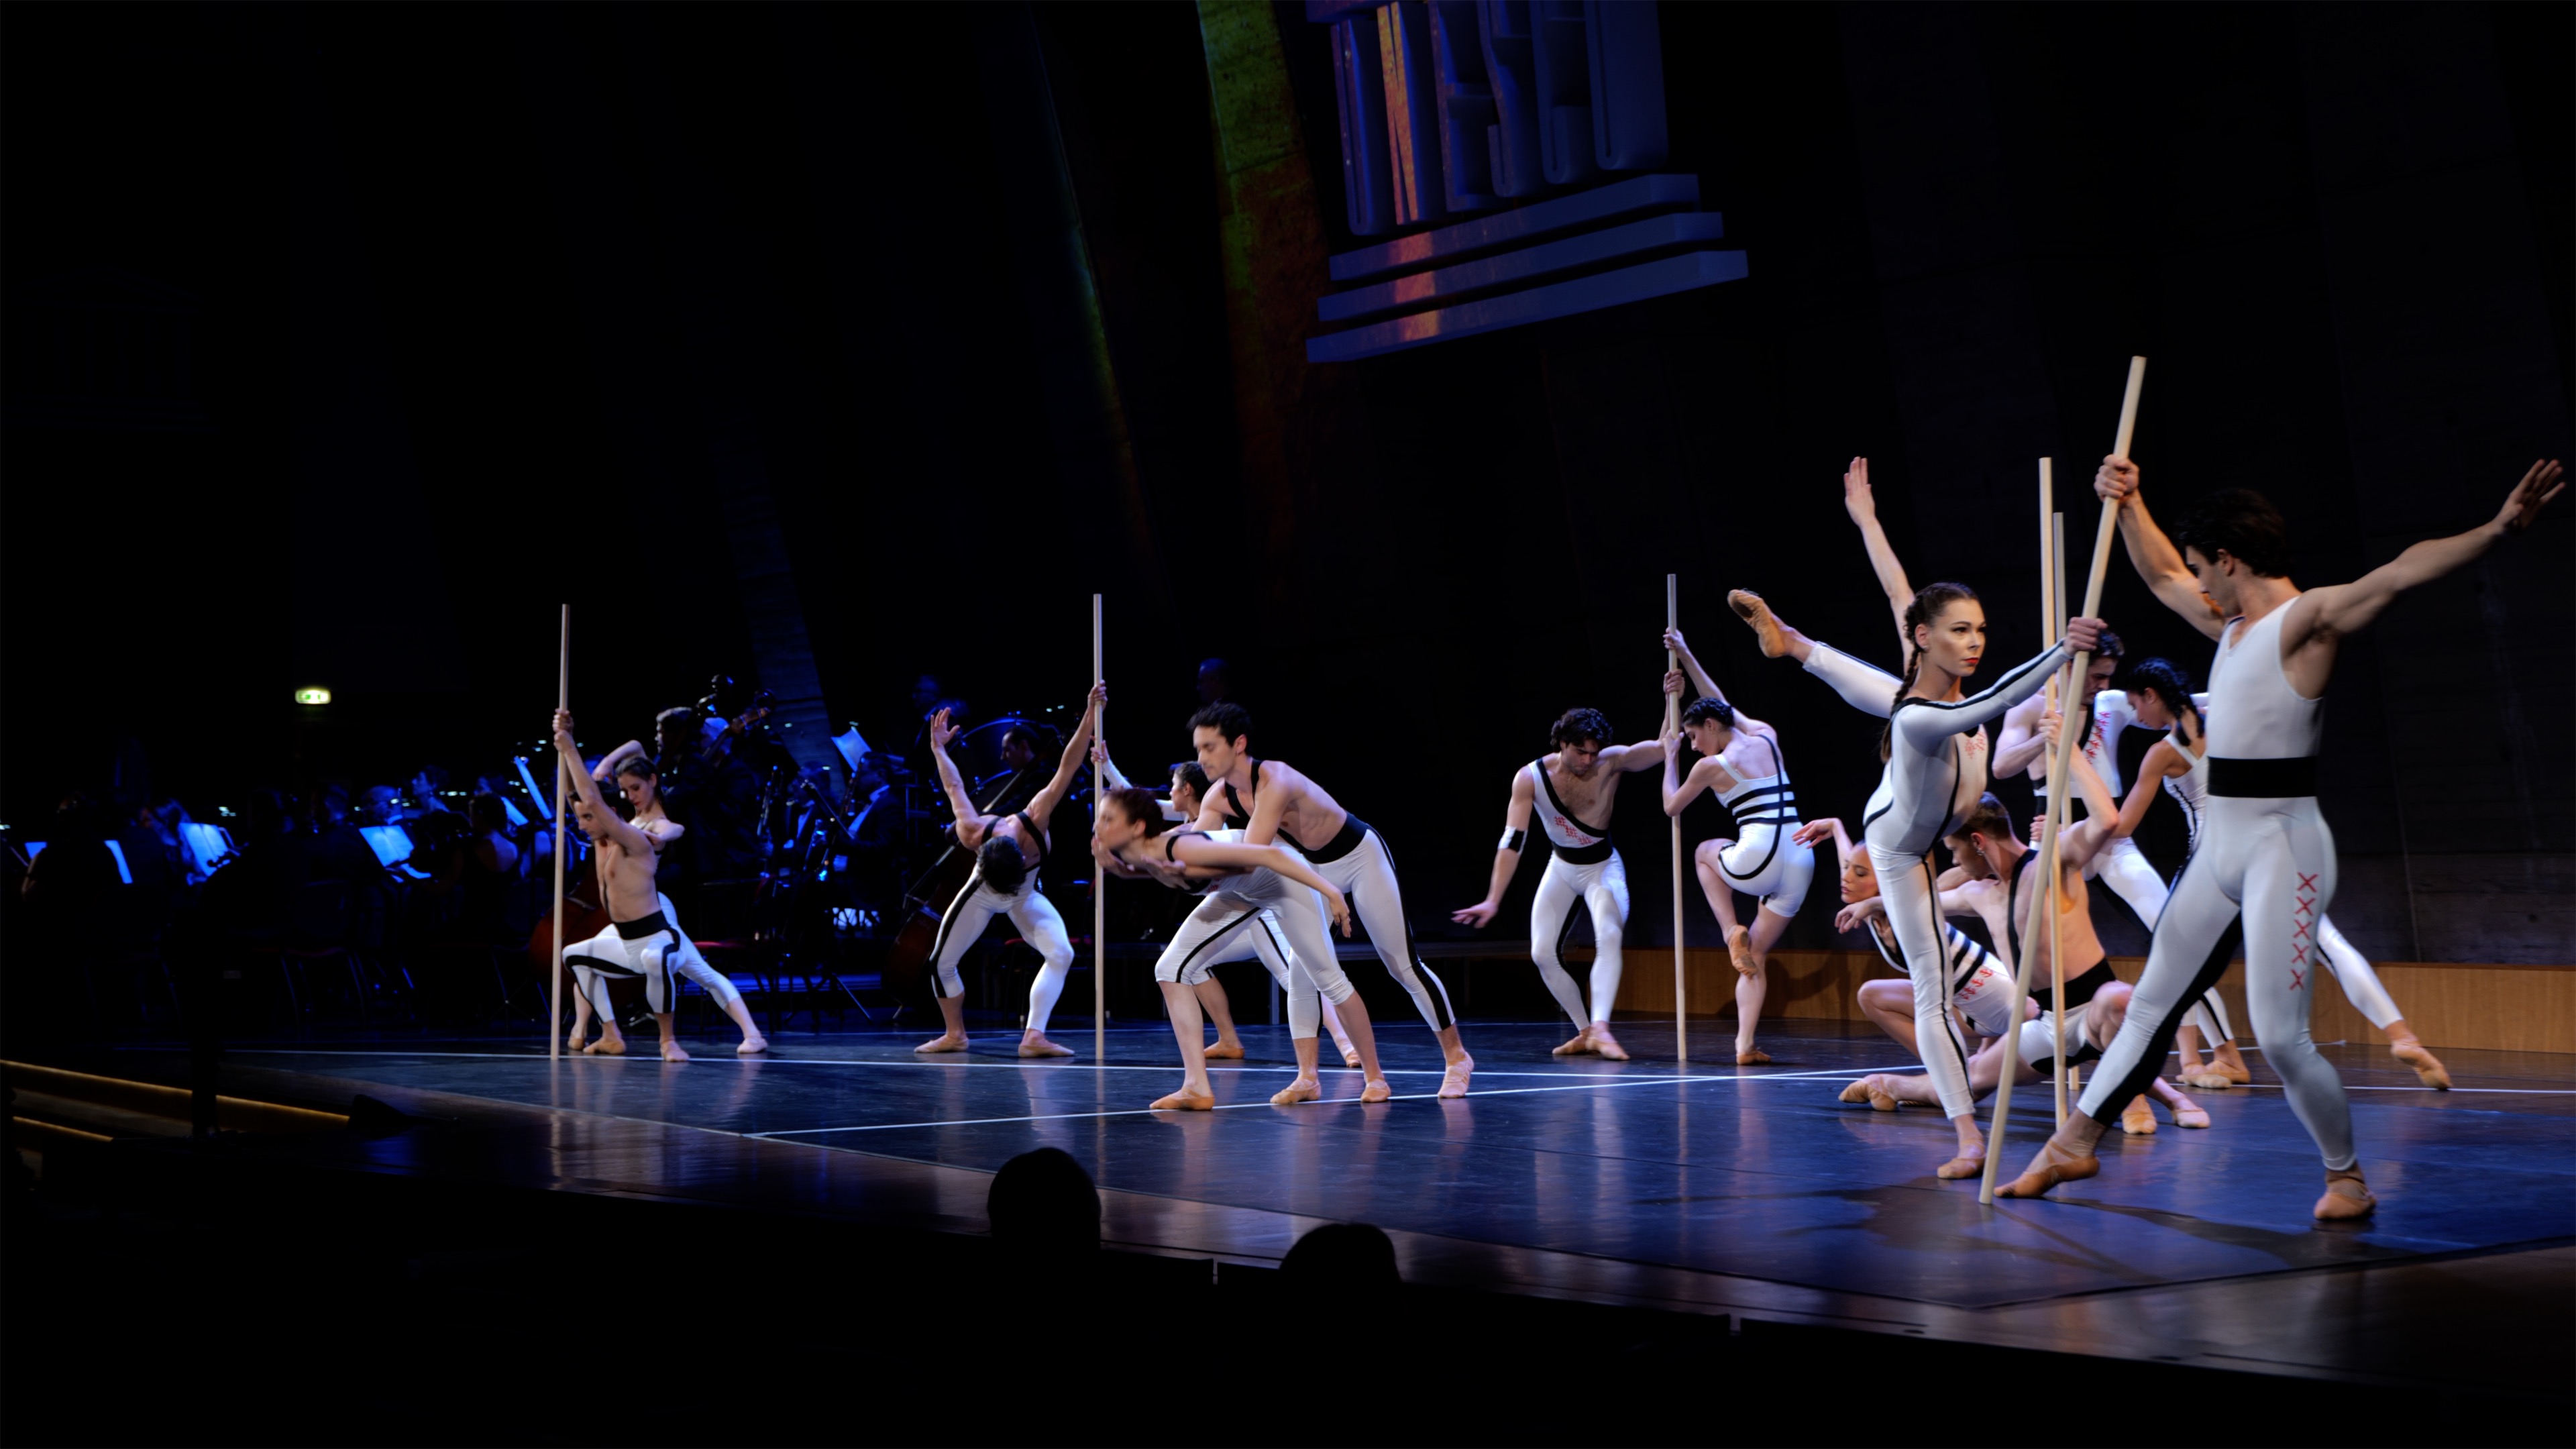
[[928, 707, 957, 751], [2094, 454, 2139, 504], [1790, 819, 1837, 849], [2495, 459, 2565, 536], [1834, 898, 1884, 933], [1452, 900, 1499, 928], [1842, 457, 1876, 523]]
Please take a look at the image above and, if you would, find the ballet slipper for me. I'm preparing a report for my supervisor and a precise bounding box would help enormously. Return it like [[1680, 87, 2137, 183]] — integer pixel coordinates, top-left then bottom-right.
[[1935, 1149, 1986, 1180], [1150, 1087, 1216, 1112], [1729, 590, 1789, 658], [1735, 1046, 1772, 1065], [659, 1040, 690, 1063], [1201, 1041, 1245, 1061], [914, 1032, 969, 1055], [2180, 1068, 2238, 1091], [1996, 1138, 2099, 1199], [1269, 1077, 1321, 1107], [2120, 1097, 2158, 1136], [1437, 1054, 1474, 1099], [1018, 1034, 1075, 1059], [2169, 1101, 2210, 1129], [584, 1037, 626, 1057], [1340, 1048, 1362, 1069], [1552, 1029, 1595, 1057], [2199, 1054, 2251, 1085], [567, 1028, 588, 1053], [736, 1034, 769, 1056], [1591, 1026, 1629, 1061], [1865, 1079, 1900, 1112], [1838, 1078, 1876, 1105], [1360, 1079, 1394, 1104], [1724, 926, 1759, 978], [2313, 1171, 2375, 1222], [2390, 1039, 2451, 1090]]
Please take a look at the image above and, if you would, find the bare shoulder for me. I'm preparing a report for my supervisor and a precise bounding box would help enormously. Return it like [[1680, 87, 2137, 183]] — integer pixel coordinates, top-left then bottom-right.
[[1260, 758, 1310, 794]]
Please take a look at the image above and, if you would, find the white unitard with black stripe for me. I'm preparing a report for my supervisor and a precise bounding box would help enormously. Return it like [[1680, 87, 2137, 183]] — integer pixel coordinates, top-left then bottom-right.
[[1146, 832, 1358, 1042], [1526, 757, 1629, 1029], [1803, 636, 2071, 1118], [1710, 734, 1815, 915]]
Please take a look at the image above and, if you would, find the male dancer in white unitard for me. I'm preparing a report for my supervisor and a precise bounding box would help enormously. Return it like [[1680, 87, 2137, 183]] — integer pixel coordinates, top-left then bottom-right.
[[1656, 631, 1815, 1064], [1192, 704, 1475, 1097], [913, 686, 1097, 1058], [1092, 787, 1379, 1110], [1729, 578, 2102, 1179], [2002, 455, 2561, 1218], [553, 710, 767, 1060], [1450, 707, 1664, 1061], [2112, 657, 2452, 1089]]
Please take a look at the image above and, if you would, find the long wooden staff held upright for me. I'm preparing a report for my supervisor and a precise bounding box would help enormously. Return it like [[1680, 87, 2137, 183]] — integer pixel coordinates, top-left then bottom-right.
[[2037, 462, 2064, 1126], [1092, 594, 1107, 1063], [548, 604, 570, 1062], [1980, 358, 2146, 1205], [1667, 574, 1687, 1063]]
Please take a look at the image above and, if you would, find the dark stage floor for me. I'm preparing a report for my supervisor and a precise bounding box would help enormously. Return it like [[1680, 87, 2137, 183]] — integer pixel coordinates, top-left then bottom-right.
[[126, 1016, 2576, 1396]]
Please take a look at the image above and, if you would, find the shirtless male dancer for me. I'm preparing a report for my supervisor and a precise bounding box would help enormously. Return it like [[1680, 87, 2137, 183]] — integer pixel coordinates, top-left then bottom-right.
[[2112, 657, 2451, 1089], [552, 710, 767, 1060], [1193, 704, 1475, 1097], [1658, 628, 1815, 1064], [1093, 749, 1364, 1067], [1451, 707, 1666, 1061], [914, 686, 1097, 1058], [1728, 573, 2102, 1179], [1093, 787, 1374, 1110], [2002, 455, 2561, 1218]]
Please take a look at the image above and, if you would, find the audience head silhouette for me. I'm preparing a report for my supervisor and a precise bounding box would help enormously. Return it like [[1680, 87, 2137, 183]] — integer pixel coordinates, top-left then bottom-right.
[[987, 1148, 1100, 1254], [1281, 1221, 1399, 1297]]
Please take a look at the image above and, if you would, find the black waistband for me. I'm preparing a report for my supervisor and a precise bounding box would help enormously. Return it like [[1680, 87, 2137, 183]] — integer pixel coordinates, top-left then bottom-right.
[[1554, 838, 1614, 865], [1285, 815, 1368, 864], [614, 910, 672, 941], [2029, 958, 2114, 1012], [2208, 755, 2318, 798]]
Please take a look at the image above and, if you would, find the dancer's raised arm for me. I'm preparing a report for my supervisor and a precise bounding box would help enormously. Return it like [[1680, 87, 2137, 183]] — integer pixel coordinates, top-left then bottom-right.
[[1887, 622, 2097, 751], [1022, 684, 1103, 821], [1843, 457, 1916, 655], [2094, 456, 2226, 639]]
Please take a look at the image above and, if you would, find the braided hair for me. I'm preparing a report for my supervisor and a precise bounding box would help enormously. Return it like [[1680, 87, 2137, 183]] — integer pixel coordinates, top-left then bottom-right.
[[2128, 657, 2204, 743], [1882, 582, 1980, 760]]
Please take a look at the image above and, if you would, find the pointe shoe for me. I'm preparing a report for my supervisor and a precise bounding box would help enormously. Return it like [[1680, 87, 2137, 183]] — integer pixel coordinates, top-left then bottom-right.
[[1591, 1026, 1630, 1061], [1935, 1151, 1986, 1181], [737, 1036, 769, 1056], [1202, 1042, 1245, 1061], [1150, 1087, 1217, 1112], [1553, 1029, 1595, 1057], [1360, 1079, 1394, 1104], [2180, 1068, 2239, 1091], [1438, 1054, 1474, 1099], [2314, 1172, 2376, 1221], [1018, 1034, 1075, 1059], [2121, 1097, 2159, 1136], [1269, 1077, 1321, 1107], [1996, 1139, 2100, 1198], [1724, 926, 1759, 978], [1729, 590, 1788, 658], [914, 1033, 969, 1055], [1735, 1046, 1772, 1065], [2390, 1039, 2451, 1090]]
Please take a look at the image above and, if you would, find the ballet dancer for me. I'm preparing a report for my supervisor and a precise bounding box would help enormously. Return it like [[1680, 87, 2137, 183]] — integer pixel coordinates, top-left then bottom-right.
[[1729, 574, 2102, 1179], [551, 710, 767, 1060], [914, 686, 1097, 1058], [1450, 706, 1666, 1061], [2111, 657, 2452, 1089], [2002, 455, 2560, 1218], [1193, 704, 1474, 1097], [1092, 786, 1378, 1110], [1656, 629, 1815, 1063], [1801, 816, 2019, 1071]]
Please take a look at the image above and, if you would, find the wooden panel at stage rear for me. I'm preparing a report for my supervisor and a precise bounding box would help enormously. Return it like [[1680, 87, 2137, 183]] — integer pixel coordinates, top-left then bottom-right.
[[1601, 949, 2576, 1055]]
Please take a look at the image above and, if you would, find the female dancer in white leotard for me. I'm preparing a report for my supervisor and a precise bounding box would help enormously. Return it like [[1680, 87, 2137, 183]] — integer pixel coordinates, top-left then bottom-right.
[[1729, 578, 2101, 1180], [2112, 658, 2451, 1089]]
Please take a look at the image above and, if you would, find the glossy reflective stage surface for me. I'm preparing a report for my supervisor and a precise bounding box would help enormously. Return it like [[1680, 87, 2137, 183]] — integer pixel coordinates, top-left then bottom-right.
[[143, 1018, 2575, 1390]]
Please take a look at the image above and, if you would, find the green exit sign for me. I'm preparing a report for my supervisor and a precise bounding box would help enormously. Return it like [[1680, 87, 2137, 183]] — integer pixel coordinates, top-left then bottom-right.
[[295, 688, 331, 706]]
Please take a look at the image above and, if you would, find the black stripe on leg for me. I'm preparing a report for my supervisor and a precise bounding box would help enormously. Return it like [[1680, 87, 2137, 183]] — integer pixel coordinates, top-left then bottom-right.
[[925, 871, 982, 999], [1370, 828, 1455, 1029], [2089, 855, 2243, 1126]]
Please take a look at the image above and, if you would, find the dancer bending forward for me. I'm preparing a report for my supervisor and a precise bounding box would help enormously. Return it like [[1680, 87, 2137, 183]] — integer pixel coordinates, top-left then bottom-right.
[[1731, 578, 2101, 1179]]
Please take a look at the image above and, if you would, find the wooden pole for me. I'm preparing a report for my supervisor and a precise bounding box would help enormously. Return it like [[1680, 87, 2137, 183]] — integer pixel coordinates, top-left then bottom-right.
[[1092, 594, 1106, 1063], [548, 604, 570, 1063], [1668, 574, 1686, 1063], [2050, 508, 2070, 1128], [1982, 356, 2144, 1204]]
